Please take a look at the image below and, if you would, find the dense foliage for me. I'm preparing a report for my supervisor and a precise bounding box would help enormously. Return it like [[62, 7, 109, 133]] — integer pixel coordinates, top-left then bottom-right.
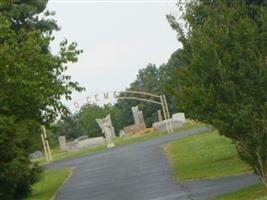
[[168, 0, 267, 185], [0, 1, 83, 198], [115, 62, 180, 128], [54, 115, 83, 140]]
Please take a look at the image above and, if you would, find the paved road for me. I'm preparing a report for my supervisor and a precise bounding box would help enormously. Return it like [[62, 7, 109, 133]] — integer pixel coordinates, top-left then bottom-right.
[[47, 127, 259, 200]]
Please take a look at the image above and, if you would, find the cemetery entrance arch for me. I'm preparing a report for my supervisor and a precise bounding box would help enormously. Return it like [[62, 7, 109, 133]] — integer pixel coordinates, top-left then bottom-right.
[[41, 90, 174, 162], [70, 90, 173, 133]]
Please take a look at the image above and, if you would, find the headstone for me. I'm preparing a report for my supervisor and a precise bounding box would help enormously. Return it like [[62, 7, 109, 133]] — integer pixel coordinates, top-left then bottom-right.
[[58, 136, 69, 151], [157, 110, 163, 122], [63, 137, 105, 152], [123, 123, 146, 135], [132, 106, 145, 125], [172, 113, 186, 123], [119, 130, 126, 137], [138, 110, 145, 124], [77, 135, 89, 141], [132, 106, 140, 124], [69, 137, 105, 151], [30, 151, 44, 160], [152, 119, 183, 131], [96, 115, 115, 148]]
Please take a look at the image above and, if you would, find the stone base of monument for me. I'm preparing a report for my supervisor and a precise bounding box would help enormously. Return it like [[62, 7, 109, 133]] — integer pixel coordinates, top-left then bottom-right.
[[134, 128, 155, 135], [123, 122, 146, 135], [152, 113, 186, 132], [59, 136, 105, 152], [152, 119, 183, 131], [172, 113, 186, 123]]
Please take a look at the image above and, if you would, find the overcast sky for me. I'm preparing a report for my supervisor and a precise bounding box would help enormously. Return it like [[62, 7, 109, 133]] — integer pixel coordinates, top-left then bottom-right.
[[47, 0, 181, 109]]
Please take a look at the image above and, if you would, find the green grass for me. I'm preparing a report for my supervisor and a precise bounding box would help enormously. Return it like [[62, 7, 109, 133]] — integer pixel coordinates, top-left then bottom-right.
[[34, 121, 205, 165], [213, 184, 267, 200], [33, 145, 107, 165], [258, 197, 267, 200], [165, 131, 252, 181], [25, 168, 72, 200]]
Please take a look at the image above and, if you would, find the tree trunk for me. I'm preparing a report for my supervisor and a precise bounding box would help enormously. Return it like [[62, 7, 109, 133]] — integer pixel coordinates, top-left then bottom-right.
[[256, 148, 267, 187]]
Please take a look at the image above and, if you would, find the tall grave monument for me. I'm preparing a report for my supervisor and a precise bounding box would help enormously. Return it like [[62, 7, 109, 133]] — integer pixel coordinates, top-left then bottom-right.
[[96, 114, 115, 148]]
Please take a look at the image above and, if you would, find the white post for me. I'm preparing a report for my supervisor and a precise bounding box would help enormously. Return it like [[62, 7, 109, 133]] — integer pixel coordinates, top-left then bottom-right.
[[163, 95, 173, 132], [41, 134, 49, 162], [160, 95, 170, 133], [41, 125, 53, 162]]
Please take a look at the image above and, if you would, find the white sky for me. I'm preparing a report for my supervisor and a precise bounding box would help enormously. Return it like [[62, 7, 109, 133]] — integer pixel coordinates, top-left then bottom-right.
[[47, 0, 181, 108]]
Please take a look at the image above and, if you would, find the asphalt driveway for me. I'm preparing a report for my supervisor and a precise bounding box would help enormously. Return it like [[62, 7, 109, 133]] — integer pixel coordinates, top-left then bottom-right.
[[47, 127, 258, 200]]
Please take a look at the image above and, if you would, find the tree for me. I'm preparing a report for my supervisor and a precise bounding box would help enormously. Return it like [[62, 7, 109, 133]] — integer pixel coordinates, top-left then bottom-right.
[[159, 50, 183, 112], [114, 64, 163, 128], [54, 115, 83, 140], [76, 104, 121, 138], [168, 0, 267, 185], [114, 62, 181, 129], [0, 1, 83, 198], [76, 104, 106, 138]]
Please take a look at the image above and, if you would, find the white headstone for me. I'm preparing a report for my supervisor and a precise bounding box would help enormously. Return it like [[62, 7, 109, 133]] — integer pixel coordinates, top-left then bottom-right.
[[132, 106, 140, 124], [119, 130, 126, 137], [58, 136, 69, 152], [172, 113, 186, 122], [132, 106, 145, 125]]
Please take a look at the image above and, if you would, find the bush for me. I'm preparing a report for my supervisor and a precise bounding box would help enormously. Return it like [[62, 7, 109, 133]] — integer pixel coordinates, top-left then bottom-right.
[[0, 116, 42, 199]]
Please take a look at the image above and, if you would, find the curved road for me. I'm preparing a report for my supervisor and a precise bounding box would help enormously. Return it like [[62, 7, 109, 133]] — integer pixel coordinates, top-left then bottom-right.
[[47, 127, 258, 200]]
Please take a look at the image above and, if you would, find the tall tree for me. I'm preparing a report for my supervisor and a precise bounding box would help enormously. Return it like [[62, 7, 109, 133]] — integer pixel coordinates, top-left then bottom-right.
[[159, 50, 183, 112], [168, 0, 267, 185], [115, 64, 163, 128], [77, 104, 108, 138], [0, 1, 83, 198], [54, 115, 83, 140], [114, 61, 181, 129], [76, 104, 121, 138]]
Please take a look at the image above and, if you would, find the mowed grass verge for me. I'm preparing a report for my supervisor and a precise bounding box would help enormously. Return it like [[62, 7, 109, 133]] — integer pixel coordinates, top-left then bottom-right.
[[213, 184, 267, 200], [34, 121, 205, 165], [25, 168, 73, 200], [164, 131, 252, 181]]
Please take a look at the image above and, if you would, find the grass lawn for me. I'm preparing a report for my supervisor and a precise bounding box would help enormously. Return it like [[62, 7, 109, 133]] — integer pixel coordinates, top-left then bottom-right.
[[213, 184, 267, 200], [34, 145, 107, 165], [25, 168, 73, 200], [165, 131, 252, 181], [34, 121, 205, 165]]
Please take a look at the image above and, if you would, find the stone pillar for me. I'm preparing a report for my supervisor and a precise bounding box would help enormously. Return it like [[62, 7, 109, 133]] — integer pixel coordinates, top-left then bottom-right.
[[132, 106, 140, 124], [58, 136, 69, 152], [137, 111, 143, 123], [158, 110, 163, 122], [96, 115, 115, 148], [106, 114, 116, 137], [119, 130, 125, 137], [103, 126, 115, 148]]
